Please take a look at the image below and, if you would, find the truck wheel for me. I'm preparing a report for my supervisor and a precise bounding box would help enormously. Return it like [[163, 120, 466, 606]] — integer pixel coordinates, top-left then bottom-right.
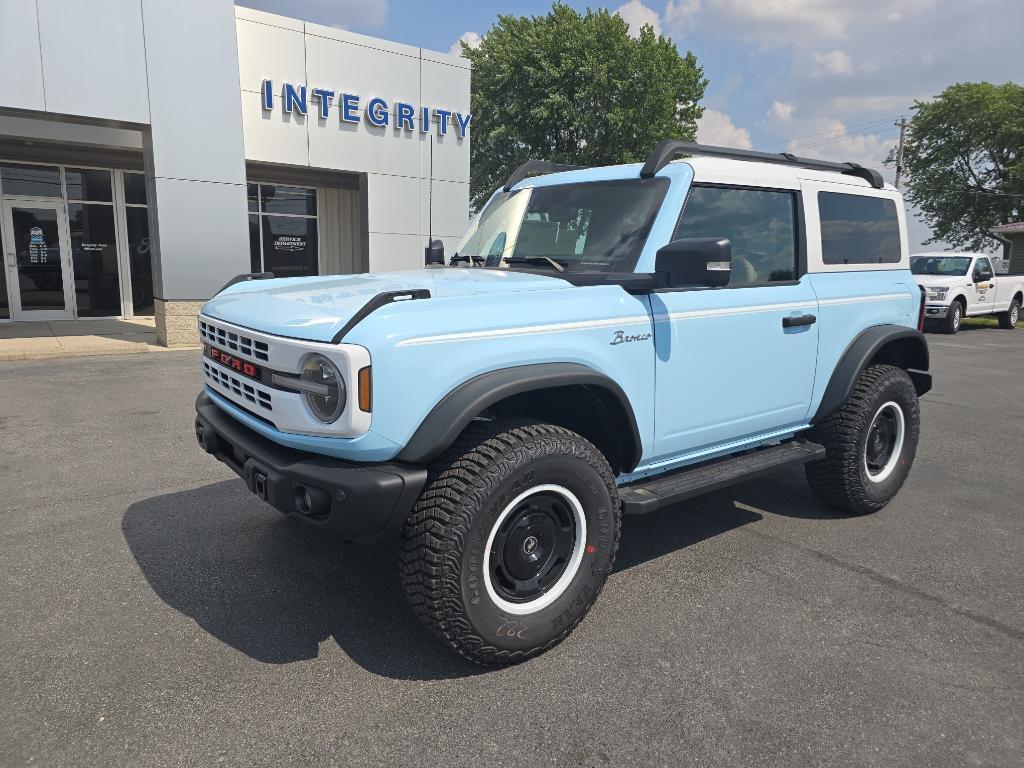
[[943, 300, 963, 334], [804, 364, 920, 516], [997, 298, 1020, 329], [399, 419, 621, 666]]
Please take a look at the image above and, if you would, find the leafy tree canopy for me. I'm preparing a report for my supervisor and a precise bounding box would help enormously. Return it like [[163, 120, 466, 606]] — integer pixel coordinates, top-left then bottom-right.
[[904, 82, 1023, 250], [461, 3, 708, 206]]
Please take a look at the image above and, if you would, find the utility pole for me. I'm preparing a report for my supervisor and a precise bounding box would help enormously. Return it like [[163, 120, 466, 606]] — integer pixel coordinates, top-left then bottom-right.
[[893, 116, 910, 189]]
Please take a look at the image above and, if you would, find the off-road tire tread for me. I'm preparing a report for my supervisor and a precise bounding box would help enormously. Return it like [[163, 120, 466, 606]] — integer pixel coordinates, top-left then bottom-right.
[[398, 418, 621, 666], [804, 364, 919, 516]]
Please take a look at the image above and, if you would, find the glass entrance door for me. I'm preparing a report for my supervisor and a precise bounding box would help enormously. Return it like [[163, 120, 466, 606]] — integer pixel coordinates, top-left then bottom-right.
[[1, 199, 75, 320]]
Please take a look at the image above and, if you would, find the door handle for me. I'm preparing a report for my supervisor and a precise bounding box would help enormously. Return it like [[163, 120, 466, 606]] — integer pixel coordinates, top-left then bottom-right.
[[782, 314, 816, 328]]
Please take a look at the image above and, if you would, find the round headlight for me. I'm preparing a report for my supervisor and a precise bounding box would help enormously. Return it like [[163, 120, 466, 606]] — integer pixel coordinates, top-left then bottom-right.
[[300, 354, 346, 424]]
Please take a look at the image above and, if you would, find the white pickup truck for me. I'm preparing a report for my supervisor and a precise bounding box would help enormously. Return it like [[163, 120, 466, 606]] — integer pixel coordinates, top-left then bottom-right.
[[911, 252, 1024, 334]]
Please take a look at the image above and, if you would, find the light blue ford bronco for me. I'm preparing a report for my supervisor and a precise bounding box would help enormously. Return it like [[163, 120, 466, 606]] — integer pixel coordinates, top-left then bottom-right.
[[194, 141, 931, 665]]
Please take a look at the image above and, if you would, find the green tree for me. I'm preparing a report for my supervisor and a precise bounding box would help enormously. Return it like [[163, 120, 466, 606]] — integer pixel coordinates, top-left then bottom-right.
[[903, 82, 1023, 250], [461, 3, 708, 206]]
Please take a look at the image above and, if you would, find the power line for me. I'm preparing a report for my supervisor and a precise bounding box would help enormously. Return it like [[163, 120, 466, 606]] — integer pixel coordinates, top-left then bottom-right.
[[753, 115, 900, 150], [785, 125, 899, 154]]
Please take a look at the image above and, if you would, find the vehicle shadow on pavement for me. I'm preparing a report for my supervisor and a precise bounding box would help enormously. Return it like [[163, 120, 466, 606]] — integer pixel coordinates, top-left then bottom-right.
[[614, 469, 845, 571], [122, 471, 836, 679], [122, 478, 485, 681]]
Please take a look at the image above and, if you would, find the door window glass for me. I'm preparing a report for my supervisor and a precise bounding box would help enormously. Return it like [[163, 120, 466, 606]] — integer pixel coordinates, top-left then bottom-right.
[[818, 192, 900, 264], [1, 164, 61, 197], [126, 207, 153, 315], [247, 182, 320, 277], [673, 185, 798, 284], [69, 203, 121, 317], [260, 184, 317, 216], [65, 168, 113, 203], [261, 215, 318, 278], [974, 259, 993, 280], [10, 206, 66, 311]]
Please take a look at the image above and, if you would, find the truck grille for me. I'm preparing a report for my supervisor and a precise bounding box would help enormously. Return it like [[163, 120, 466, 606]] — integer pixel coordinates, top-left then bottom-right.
[[198, 319, 269, 362], [202, 360, 273, 412]]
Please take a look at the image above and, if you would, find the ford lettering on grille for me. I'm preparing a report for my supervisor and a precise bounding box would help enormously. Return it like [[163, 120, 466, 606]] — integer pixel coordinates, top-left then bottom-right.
[[204, 344, 262, 381]]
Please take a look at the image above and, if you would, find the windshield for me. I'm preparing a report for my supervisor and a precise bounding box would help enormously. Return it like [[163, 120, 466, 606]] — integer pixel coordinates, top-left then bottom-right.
[[454, 178, 669, 272], [910, 256, 971, 276]]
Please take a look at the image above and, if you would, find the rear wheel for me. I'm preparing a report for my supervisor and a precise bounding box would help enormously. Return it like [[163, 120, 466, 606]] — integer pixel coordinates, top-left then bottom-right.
[[997, 298, 1020, 329], [943, 300, 963, 334], [399, 419, 621, 666], [804, 364, 920, 515]]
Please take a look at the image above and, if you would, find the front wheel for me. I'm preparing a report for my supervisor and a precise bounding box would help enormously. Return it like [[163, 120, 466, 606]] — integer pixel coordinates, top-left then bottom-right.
[[997, 298, 1020, 329], [943, 300, 963, 334], [804, 364, 921, 515], [399, 419, 621, 666]]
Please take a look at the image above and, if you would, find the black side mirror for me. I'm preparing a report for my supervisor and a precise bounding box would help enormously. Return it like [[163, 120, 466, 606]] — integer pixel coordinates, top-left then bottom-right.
[[424, 239, 445, 266], [655, 237, 731, 289]]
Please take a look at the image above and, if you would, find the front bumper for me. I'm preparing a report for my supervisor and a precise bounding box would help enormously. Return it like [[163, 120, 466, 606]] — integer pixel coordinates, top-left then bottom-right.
[[924, 303, 949, 319], [195, 392, 427, 544]]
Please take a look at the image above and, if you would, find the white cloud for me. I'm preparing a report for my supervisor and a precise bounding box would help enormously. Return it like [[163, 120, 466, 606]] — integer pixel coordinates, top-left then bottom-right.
[[664, 0, 701, 36], [236, 0, 388, 29], [768, 101, 795, 122], [697, 109, 753, 149], [614, 0, 661, 36], [812, 50, 853, 75], [448, 31, 482, 57], [667, 0, 939, 43]]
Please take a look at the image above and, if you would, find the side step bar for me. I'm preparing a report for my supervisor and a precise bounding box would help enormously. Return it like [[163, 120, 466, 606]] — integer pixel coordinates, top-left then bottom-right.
[[619, 439, 826, 515]]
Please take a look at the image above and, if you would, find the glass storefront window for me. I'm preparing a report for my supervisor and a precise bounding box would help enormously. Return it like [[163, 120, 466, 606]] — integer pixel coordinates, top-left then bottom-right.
[[248, 214, 261, 273], [69, 202, 121, 317], [248, 182, 320, 278], [123, 172, 148, 205], [1, 163, 61, 197], [260, 184, 317, 216], [65, 168, 113, 203], [0, 219, 8, 319], [126, 206, 153, 315], [261, 215, 318, 278]]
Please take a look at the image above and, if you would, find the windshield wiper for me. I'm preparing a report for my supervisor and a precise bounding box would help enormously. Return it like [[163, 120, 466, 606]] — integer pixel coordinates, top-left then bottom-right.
[[503, 255, 567, 273], [448, 253, 484, 266]]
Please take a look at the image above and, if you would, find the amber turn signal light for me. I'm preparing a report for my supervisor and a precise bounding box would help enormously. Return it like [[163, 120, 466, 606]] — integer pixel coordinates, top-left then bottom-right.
[[357, 366, 372, 412]]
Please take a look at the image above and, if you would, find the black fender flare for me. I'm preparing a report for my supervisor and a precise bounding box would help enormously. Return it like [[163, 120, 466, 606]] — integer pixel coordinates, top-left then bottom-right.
[[397, 363, 643, 469], [811, 325, 931, 424]]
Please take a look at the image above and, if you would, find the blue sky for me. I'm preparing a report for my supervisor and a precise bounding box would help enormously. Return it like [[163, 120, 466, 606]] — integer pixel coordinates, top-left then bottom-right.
[[238, 0, 1023, 250]]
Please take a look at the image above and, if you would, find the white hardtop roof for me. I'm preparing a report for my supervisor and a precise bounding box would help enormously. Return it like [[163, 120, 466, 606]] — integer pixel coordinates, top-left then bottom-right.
[[680, 157, 896, 192], [910, 252, 987, 258]]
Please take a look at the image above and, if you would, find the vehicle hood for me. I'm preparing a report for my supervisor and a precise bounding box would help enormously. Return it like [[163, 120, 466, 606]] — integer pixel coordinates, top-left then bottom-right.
[[913, 274, 969, 289], [201, 268, 572, 343]]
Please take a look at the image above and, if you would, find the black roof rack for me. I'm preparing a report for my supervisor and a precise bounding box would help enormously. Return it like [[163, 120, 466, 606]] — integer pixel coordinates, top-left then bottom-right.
[[639, 140, 885, 189], [503, 160, 588, 191]]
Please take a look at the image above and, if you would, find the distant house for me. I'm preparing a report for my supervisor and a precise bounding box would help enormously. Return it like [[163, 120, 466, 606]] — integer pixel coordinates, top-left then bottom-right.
[[991, 222, 1024, 272]]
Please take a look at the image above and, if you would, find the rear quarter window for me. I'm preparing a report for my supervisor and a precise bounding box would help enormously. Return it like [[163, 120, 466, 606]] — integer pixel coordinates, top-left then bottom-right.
[[818, 191, 901, 265]]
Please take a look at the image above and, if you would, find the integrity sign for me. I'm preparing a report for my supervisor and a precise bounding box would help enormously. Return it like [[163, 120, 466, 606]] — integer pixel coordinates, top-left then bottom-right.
[[261, 80, 472, 138]]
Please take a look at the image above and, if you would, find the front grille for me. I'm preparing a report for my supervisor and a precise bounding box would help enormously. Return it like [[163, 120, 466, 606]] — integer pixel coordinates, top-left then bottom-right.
[[199, 319, 269, 362], [203, 360, 273, 412]]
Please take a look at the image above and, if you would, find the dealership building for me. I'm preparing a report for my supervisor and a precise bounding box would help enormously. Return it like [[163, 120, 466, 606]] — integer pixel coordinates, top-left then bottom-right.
[[0, 0, 471, 344]]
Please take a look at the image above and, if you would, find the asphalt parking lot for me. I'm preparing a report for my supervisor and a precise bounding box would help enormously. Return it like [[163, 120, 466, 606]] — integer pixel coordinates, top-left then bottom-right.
[[1, 327, 1022, 767]]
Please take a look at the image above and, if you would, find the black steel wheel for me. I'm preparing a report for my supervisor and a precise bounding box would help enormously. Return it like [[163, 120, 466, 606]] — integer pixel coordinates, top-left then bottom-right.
[[805, 364, 920, 515], [399, 419, 621, 666]]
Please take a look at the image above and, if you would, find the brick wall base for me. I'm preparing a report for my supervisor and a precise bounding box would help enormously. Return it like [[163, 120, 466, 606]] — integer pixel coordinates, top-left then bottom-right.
[[155, 299, 204, 347]]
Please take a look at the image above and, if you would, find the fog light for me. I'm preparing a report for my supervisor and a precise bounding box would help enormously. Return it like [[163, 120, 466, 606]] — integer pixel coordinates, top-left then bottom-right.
[[293, 485, 313, 515]]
